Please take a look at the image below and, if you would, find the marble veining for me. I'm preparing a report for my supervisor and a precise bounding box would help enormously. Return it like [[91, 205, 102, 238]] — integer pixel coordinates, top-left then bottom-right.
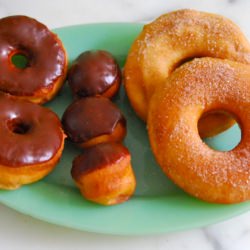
[[203, 228, 224, 250]]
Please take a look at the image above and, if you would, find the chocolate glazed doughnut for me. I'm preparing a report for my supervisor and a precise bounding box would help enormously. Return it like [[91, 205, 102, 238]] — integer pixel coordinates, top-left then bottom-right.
[[0, 15, 67, 104], [0, 93, 65, 190]]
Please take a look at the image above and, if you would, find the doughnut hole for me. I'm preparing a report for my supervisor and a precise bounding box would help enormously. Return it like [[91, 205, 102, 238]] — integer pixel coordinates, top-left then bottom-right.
[[198, 110, 241, 151], [71, 143, 136, 205], [61, 97, 126, 149], [68, 50, 121, 99], [11, 53, 30, 69], [7, 118, 32, 135]]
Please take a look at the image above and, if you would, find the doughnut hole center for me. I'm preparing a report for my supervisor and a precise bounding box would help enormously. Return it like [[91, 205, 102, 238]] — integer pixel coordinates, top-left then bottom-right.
[[11, 53, 30, 69], [198, 110, 241, 151], [7, 118, 31, 134]]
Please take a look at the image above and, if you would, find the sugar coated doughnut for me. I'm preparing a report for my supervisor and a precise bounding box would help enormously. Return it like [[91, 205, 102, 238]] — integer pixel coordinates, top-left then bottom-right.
[[148, 58, 250, 204], [124, 9, 250, 137]]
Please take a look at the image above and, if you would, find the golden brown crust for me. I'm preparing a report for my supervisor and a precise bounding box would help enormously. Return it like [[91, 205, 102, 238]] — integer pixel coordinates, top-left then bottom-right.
[[78, 122, 126, 149], [124, 9, 250, 137], [148, 58, 250, 204]]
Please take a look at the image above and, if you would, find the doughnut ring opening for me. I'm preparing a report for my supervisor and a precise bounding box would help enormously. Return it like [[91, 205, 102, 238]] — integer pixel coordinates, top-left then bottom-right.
[[148, 58, 250, 204], [124, 9, 250, 137]]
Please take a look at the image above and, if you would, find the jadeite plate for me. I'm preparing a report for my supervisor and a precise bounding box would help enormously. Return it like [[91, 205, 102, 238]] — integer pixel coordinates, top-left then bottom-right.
[[0, 23, 249, 235]]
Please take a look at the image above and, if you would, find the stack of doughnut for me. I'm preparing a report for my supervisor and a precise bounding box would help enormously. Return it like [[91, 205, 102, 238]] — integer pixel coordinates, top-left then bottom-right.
[[124, 9, 250, 204], [62, 50, 136, 205], [0, 15, 67, 189]]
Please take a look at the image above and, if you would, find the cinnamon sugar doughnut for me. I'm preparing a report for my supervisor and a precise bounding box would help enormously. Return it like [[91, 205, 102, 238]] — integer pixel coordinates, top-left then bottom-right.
[[124, 9, 250, 137], [148, 58, 250, 204]]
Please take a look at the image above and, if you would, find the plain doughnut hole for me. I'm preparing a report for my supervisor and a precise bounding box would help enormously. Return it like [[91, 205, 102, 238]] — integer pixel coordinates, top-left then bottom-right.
[[11, 53, 29, 69], [199, 111, 242, 152], [7, 118, 31, 134]]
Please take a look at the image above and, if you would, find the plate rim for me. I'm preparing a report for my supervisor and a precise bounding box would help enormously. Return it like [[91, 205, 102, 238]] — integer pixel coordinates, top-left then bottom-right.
[[1, 185, 249, 235]]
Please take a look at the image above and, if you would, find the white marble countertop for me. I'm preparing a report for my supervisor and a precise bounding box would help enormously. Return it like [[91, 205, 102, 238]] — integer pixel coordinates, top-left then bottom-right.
[[0, 0, 250, 249]]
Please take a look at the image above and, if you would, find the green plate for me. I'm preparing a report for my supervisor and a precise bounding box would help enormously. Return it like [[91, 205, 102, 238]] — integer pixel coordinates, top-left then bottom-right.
[[0, 23, 249, 235]]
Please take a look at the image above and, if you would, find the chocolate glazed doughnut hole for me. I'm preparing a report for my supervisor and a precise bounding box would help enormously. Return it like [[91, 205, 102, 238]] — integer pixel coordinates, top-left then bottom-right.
[[71, 143, 136, 205], [61, 97, 126, 148], [67, 50, 121, 99]]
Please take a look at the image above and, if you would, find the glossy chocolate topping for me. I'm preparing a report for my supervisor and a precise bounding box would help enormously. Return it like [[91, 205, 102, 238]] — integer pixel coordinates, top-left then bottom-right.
[[0, 93, 64, 167], [62, 97, 126, 143], [67, 50, 121, 98], [0, 15, 66, 96], [71, 143, 130, 178]]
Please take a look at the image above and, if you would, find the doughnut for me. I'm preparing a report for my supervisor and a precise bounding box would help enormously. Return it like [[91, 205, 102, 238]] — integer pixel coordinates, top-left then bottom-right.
[[0, 15, 67, 104], [0, 93, 65, 190], [71, 142, 136, 205], [124, 9, 250, 137], [148, 57, 250, 204], [68, 50, 121, 99], [62, 97, 126, 148]]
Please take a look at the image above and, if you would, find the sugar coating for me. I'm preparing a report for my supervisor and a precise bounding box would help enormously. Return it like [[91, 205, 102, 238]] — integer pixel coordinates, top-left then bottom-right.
[[148, 58, 250, 204], [141, 9, 250, 96], [124, 9, 250, 121]]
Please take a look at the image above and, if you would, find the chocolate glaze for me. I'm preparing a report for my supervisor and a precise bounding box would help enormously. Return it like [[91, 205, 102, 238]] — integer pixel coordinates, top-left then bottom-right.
[[0, 93, 64, 167], [71, 143, 130, 178], [0, 15, 66, 96], [62, 97, 126, 143], [67, 50, 121, 98]]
